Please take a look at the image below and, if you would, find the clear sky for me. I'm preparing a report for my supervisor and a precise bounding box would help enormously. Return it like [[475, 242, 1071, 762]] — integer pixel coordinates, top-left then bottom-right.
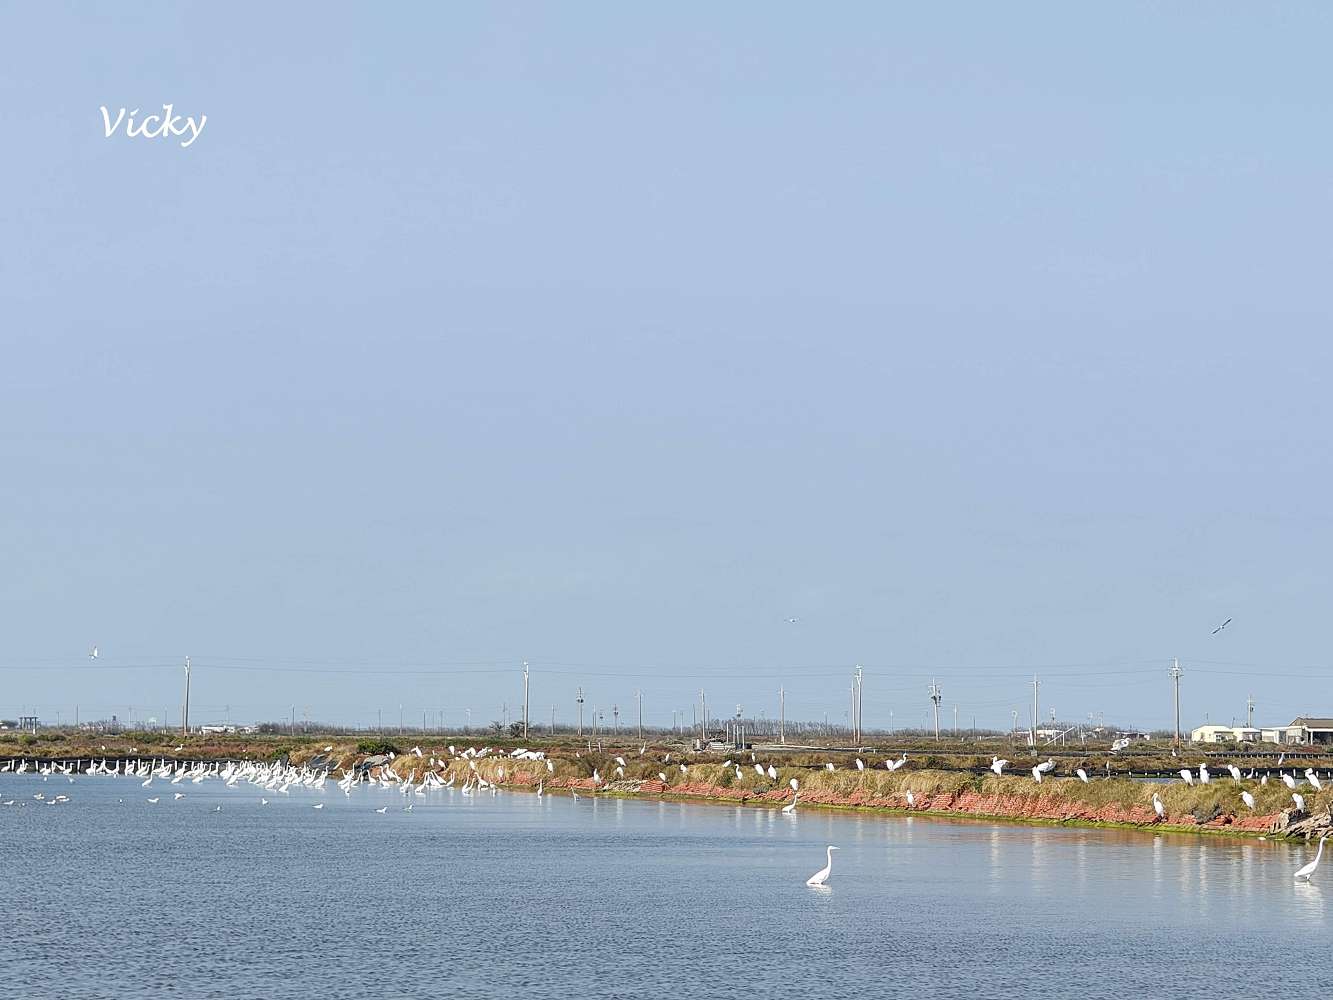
[[2, 4, 1331, 733]]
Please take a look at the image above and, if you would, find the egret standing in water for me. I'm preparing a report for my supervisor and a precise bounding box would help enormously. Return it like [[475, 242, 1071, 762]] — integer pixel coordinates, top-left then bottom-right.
[[1295, 835, 1328, 881], [806, 846, 839, 886]]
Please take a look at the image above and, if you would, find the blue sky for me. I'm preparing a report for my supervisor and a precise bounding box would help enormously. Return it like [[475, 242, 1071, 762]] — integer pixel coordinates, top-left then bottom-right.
[[1, 4, 1331, 732]]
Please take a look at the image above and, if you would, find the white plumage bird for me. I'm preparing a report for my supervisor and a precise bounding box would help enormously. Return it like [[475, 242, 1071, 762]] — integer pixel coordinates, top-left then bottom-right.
[[1282, 773, 1298, 790], [1152, 793, 1165, 819], [991, 757, 1008, 775], [1306, 769, 1323, 791], [1076, 768, 1089, 783], [1293, 793, 1306, 813], [1031, 766, 1043, 783], [805, 846, 839, 886], [1179, 769, 1194, 786], [1295, 835, 1328, 881], [1241, 791, 1255, 810]]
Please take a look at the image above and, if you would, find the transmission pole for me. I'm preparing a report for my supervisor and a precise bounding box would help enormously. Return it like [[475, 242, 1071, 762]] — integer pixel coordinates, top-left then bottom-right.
[[1169, 659, 1183, 744], [929, 680, 942, 741], [576, 687, 585, 737], [779, 685, 785, 745], [1246, 693, 1254, 728], [1032, 674, 1040, 745], [181, 656, 191, 738], [854, 665, 863, 745], [636, 688, 642, 740], [522, 661, 529, 739]]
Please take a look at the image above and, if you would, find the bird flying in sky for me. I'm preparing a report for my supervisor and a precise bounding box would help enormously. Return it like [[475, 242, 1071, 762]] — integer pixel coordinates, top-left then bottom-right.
[[1211, 617, 1232, 635]]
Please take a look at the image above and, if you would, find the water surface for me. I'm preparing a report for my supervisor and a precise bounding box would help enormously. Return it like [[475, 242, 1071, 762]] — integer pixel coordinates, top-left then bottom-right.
[[3, 773, 1328, 998]]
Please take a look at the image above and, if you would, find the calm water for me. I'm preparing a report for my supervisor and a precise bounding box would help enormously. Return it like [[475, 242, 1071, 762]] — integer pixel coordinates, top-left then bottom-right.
[[4, 772, 1331, 999]]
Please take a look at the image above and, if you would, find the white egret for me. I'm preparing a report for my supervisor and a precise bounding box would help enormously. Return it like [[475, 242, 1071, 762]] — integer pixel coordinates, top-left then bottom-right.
[[89, 646, 99, 659], [782, 791, 799, 815], [658, 771, 667, 782], [146, 797, 159, 804], [1076, 768, 1089, 783], [314, 803, 324, 810], [1294, 835, 1328, 881], [1293, 793, 1306, 813], [374, 807, 388, 814], [173, 793, 184, 800], [1198, 764, 1210, 785], [1037, 759, 1056, 774], [1227, 764, 1241, 782], [1211, 617, 1232, 635], [1179, 769, 1194, 786], [1152, 793, 1165, 820], [324, 746, 333, 752], [1241, 791, 1255, 810], [825, 763, 835, 771], [1282, 773, 1297, 790], [615, 756, 626, 767], [855, 759, 865, 771], [767, 765, 778, 780], [906, 790, 916, 807], [1031, 766, 1043, 783], [536, 781, 543, 797], [991, 757, 1008, 775], [1306, 769, 1324, 791], [806, 846, 839, 887], [1261, 775, 1269, 786]]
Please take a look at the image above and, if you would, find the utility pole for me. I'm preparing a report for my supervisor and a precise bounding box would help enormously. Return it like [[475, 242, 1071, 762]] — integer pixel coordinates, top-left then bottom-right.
[[613, 703, 619, 736], [953, 704, 958, 738], [1032, 674, 1040, 745], [929, 680, 942, 741], [700, 689, 707, 742], [550, 704, 555, 735], [1246, 693, 1255, 728], [181, 656, 191, 738], [522, 661, 530, 739], [854, 665, 863, 745], [636, 689, 642, 740], [1169, 659, 1183, 744], [576, 687, 585, 737], [779, 685, 785, 745]]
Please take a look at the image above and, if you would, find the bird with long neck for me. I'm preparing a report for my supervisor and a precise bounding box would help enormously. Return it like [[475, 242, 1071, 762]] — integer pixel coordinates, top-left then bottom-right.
[[806, 845, 839, 886], [1295, 835, 1328, 881]]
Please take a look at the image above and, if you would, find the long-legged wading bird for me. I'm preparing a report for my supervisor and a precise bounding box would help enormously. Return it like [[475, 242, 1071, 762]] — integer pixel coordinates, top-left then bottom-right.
[[1293, 793, 1306, 813], [1242, 791, 1255, 810], [1306, 769, 1324, 791], [1152, 793, 1165, 820], [1076, 768, 1089, 783], [806, 846, 839, 886], [1282, 773, 1298, 790], [991, 757, 1008, 775], [1179, 769, 1194, 786], [1031, 766, 1043, 783], [782, 791, 799, 815], [1198, 764, 1210, 785], [1295, 835, 1328, 881]]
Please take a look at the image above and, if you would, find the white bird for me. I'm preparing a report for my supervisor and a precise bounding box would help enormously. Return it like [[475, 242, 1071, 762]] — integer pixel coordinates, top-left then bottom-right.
[[1294, 835, 1328, 881], [89, 646, 99, 659], [1241, 791, 1255, 810], [767, 765, 778, 780], [1037, 759, 1056, 773], [146, 797, 159, 804], [260, 798, 269, 805], [1282, 773, 1298, 790], [1211, 617, 1232, 635], [789, 777, 799, 791], [1306, 769, 1324, 791], [323, 746, 333, 752], [1031, 766, 1043, 783], [1076, 768, 1089, 783], [1198, 764, 1210, 785], [313, 803, 324, 810], [536, 781, 543, 797], [825, 763, 836, 772], [1179, 769, 1194, 786], [374, 807, 388, 814], [805, 846, 839, 886], [1293, 793, 1306, 813], [1152, 793, 1165, 819], [173, 793, 184, 800], [990, 757, 1008, 775], [615, 757, 626, 767], [781, 791, 799, 815], [592, 769, 601, 784], [754, 763, 765, 777], [1261, 775, 1269, 786], [1227, 764, 1241, 782], [855, 758, 865, 771], [905, 790, 916, 807], [1278, 754, 1286, 766], [784, 617, 799, 624], [658, 772, 667, 782]]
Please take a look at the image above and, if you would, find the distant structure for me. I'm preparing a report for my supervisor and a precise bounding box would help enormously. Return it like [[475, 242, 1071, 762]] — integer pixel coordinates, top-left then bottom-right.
[[1190, 719, 1324, 745], [18, 715, 39, 734]]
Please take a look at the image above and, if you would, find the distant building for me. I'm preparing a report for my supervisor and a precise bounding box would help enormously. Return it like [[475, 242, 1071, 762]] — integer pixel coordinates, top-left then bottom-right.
[[198, 724, 237, 735], [1289, 718, 1333, 745], [1191, 720, 1332, 745]]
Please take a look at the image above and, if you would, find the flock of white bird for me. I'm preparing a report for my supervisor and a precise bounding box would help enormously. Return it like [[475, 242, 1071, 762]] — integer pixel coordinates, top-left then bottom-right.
[[4, 744, 1330, 885]]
